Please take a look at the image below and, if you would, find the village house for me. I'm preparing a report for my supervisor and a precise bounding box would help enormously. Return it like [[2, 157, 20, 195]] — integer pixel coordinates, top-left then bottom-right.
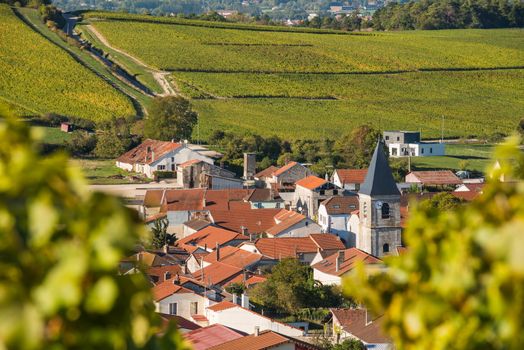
[[116, 139, 214, 178], [312, 248, 383, 286], [205, 301, 304, 337], [245, 188, 284, 209], [318, 195, 359, 246], [332, 169, 368, 191], [208, 329, 322, 350], [176, 159, 237, 189], [330, 308, 392, 349], [192, 261, 245, 288], [265, 210, 321, 238], [405, 170, 462, 189], [255, 161, 311, 191], [384, 130, 445, 157], [293, 176, 340, 218], [201, 246, 265, 271], [240, 234, 345, 264]]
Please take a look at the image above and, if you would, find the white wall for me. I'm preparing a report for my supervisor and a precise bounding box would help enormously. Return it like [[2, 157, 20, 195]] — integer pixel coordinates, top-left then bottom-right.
[[313, 268, 342, 286], [389, 142, 445, 158], [206, 306, 303, 337], [272, 220, 321, 238], [156, 292, 213, 320]]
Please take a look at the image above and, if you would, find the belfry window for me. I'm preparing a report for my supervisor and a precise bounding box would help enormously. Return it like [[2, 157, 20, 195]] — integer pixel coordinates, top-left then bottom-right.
[[381, 203, 390, 219]]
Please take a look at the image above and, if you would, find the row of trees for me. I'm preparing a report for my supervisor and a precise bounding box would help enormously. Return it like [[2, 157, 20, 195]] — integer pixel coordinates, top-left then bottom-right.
[[373, 0, 524, 30]]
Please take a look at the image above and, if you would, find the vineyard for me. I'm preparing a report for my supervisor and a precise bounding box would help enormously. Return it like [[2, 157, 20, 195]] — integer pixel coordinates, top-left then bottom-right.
[[0, 5, 135, 120]]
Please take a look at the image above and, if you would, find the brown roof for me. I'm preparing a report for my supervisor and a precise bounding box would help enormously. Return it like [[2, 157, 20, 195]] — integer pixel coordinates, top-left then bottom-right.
[[334, 169, 368, 185], [208, 330, 320, 350], [309, 234, 346, 250], [117, 139, 181, 165], [312, 248, 382, 277], [203, 246, 263, 269], [157, 189, 253, 212], [152, 281, 194, 301], [295, 176, 328, 190], [160, 314, 201, 331], [273, 161, 300, 177], [266, 210, 306, 236], [145, 212, 167, 223], [185, 324, 244, 350], [147, 265, 183, 283], [452, 191, 480, 201], [244, 188, 282, 202], [255, 165, 280, 179], [184, 218, 212, 231], [320, 196, 359, 215], [331, 308, 390, 344], [178, 226, 247, 249], [178, 159, 203, 168], [210, 208, 282, 234], [251, 235, 343, 259], [407, 170, 462, 185], [192, 262, 243, 286]]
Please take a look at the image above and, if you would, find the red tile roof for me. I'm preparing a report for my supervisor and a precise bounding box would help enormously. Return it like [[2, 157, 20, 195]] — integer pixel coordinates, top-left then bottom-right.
[[178, 159, 204, 168], [406, 170, 462, 185], [312, 248, 382, 277], [152, 281, 194, 301], [452, 191, 480, 201], [203, 246, 263, 269], [334, 169, 368, 185], [331, 308, 390, 344], [185, 324, 244, 350], [309, 234, 346, 250], [210, 208, 282, 234], [160, 314, 201, 331], [147, 265, 183, 283], [208, 330, 320, 350], [178, 226, 247, 249], [320, 196, 359, 215], [255, 165, 280, 179], [295, 176, 328, 190], [266, 210, 306, 236], [250, 234, 343, 259], [206, 300, 239, 312], [245, 275, 267, 287], [273, 161, 301, 177], [117, 139, 181, 165], [192, 262, 243, 286]]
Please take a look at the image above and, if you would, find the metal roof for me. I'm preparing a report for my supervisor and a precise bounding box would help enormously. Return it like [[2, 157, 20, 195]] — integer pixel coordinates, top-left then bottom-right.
[[359, 140, 400, 196]]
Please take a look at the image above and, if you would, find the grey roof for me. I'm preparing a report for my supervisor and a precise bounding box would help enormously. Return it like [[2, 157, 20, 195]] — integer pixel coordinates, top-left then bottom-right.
[[359, 140, 400, 196]]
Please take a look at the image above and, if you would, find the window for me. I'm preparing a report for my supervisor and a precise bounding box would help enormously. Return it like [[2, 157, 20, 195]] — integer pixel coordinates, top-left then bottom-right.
[[334, 205, 340, 209], [397, 136, 400, 141], [383, 243, 390, 254], [171, 157, 175, 162], [381, 203, 390, 219], [169, 303, 178, 315], [333, 189, 338, 195], [190, 302, 198, 315], [385, 136, 389, 140], [421, 148, 424, 154], [158, 165, 166, 171], [430, 148, 433, 154]]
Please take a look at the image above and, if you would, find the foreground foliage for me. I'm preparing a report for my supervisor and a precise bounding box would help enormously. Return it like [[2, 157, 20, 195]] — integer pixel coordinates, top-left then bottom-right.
[[344, 136, 524, 350], [0, 108, 189, 349], [0, 5, 134, 120]]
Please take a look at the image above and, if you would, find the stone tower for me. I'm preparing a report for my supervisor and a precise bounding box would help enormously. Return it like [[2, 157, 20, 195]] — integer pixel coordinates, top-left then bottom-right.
[[357, 140, 402, 257]]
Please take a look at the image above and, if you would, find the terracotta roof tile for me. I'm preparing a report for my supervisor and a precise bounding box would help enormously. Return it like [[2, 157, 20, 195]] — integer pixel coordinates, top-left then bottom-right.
[[273, 161, 299, 177], [117, 139, 182, 165], [192, 262, 243, 286], [309, 234, 346, 250], [203, 246, 263, 269], [178, 226, 247, 249], [147, 265, 183, 283], [295, 176, 328, 190], [178, 159, 204, 168], [407, 170, 462, 185], [210, 208, 282, 234], [312, 248, 382, 277], [251, 237, 314, 259], [152, 281, 194, 301], [160, 314, 201, 331], [335, 169, 368, 185], [266, 210, 306, 236], [206, 300, 239, 312], [331, 308, 390, 344], [185, 324, 244, 350], [255, 165, 280, 179], [208, 330, 320, 350]]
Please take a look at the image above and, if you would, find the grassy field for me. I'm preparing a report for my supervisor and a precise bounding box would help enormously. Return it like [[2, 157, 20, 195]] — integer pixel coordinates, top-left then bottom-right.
[[71, 158, 148, 184], [82, 13, 524, 141], [412, 143, 495, 173], [0, 5, 135, 120]]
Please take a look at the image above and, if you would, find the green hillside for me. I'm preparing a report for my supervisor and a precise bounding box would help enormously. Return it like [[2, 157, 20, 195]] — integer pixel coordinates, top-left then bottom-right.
[[81, 13, 524, 139], [0, 5, 134, 120]]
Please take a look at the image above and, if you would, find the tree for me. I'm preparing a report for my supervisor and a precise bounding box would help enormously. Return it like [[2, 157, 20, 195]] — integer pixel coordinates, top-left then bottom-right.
[[144, 96, 198, 141], [151, 218, 175, 249], [518, 119, 524, 143], [66, 130, 97, 156], [344, 136, 524, 350], [94, 117, 133, 158], [333, 339, 366, 350], [424, 192, 463, 211], [0, 107, 189, 349], [335, 125, 382, 169], [225, 282, 246, 295]]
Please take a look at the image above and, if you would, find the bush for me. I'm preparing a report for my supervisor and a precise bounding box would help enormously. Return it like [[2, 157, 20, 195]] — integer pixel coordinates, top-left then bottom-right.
[[154, 171, 175, 180], [66, 130, 97, 156], [40, 112, 67, 127]]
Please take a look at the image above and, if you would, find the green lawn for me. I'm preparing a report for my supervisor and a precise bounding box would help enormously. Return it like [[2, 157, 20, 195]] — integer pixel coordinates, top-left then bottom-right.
[[34, 126, 71, 145], [72, 158, 150, 184], [412, 143, 495, 173]]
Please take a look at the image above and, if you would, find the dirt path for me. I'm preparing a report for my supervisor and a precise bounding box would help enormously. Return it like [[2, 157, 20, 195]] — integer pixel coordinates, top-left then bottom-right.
[[86, 24, 176, 97]]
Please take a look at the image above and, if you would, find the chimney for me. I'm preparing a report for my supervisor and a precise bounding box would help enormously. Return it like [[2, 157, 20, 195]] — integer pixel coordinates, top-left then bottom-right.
[[241, 226, 248, 236], [335, 250, 345, 272], [243, 153, 256, 180], [254, 326, 260, 337], [163, 244, 169, 254], [151, 151, 155, 162], [215, 242, 220, 261], [164, 271, 171, 281], [204, 243, 208, 252], [232, 294, 238, 305], [173, 274, 180, 285], [182, 263, 189, 274], [241, 293, 250, 310]]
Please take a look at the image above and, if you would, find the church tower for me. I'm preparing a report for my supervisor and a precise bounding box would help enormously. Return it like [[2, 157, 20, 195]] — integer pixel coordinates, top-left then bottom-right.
[[357, 139, 402, 257]]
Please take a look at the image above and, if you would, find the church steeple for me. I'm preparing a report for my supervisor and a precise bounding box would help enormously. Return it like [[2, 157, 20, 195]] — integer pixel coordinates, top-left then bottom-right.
[[359, 139, 400, 196]]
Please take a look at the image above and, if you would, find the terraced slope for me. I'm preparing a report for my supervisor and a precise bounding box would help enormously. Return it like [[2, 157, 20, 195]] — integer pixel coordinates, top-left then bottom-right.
[[0, 5, 134, 120]]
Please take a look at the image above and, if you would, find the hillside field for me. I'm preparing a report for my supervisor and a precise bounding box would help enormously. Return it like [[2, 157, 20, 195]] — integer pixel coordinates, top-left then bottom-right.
[[0, 5, 135, 120], [81, 13, 524, 140]]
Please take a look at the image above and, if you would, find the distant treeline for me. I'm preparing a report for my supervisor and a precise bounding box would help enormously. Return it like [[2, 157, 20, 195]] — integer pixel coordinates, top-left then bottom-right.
[[1, 0, 49, 8], [373, 0, 524, 30]]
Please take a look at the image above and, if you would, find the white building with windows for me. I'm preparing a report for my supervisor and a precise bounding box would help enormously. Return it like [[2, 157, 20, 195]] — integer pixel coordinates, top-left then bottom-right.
[[388, 142, 445, 157]]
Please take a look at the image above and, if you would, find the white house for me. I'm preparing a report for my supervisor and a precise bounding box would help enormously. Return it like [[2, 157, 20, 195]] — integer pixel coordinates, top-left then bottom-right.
[[332, 169, 368, 191], [312, 248, 382, 286], [205, 301, 304, 337], [318, 196, 359, 246], [116, 139, 214, 178], [388, 141, 445, 157]]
